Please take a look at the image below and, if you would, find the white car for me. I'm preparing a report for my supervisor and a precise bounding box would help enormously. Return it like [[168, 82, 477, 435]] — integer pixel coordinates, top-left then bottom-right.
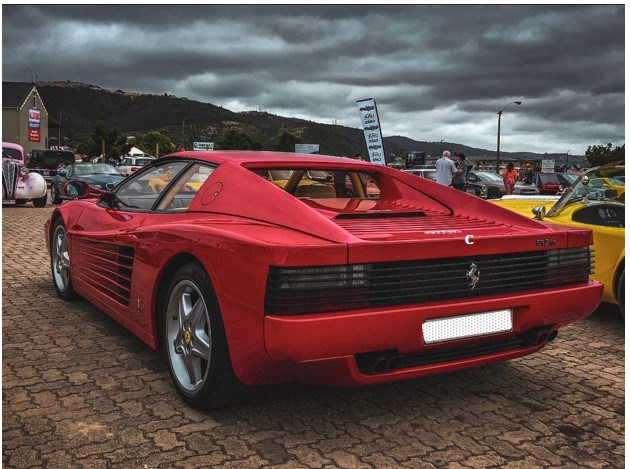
[[117, 155, 156, 177], [403, 168, 437, 181]]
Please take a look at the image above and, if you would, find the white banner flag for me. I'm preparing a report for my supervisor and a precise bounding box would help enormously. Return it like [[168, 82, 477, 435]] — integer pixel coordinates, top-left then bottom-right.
[[356, 98, 385, 165]]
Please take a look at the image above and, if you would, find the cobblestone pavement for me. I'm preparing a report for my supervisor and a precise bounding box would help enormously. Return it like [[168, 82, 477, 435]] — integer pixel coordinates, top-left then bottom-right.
[[2, 204, 625, 468]]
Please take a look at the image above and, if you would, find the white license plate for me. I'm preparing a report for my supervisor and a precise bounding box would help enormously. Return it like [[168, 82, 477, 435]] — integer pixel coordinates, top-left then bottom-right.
[[2, 200, 15, 205], [422, 309, 513, 344], [466, 188, 476, 194]]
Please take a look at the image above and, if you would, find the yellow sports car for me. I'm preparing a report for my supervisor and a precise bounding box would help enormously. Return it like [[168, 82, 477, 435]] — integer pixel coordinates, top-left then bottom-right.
[[492, 164, 625, 315]]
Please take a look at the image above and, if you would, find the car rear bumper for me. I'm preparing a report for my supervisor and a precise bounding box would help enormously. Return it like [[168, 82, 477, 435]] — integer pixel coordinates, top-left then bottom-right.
[[260, 281, 602, 386]]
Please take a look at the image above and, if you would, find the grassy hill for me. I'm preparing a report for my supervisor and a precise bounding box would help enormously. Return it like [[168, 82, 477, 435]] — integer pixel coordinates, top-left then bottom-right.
[[37, 81, 570, 162]]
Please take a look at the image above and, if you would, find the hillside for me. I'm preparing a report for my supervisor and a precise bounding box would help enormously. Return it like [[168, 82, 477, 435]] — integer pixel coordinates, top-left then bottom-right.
[[37, 81, 570, 161]]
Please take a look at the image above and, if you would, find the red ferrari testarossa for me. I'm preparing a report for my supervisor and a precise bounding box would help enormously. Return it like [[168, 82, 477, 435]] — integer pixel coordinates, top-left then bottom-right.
[[46, 151, 602, 410]]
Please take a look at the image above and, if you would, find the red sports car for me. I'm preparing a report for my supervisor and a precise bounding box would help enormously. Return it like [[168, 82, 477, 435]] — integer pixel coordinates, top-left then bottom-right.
[[46, 151, 602, 410]]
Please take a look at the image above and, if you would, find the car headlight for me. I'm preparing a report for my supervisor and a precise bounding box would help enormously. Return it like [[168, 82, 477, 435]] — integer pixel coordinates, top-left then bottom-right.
[[480, 185, 487, 195], [19, 166, 29, 177]]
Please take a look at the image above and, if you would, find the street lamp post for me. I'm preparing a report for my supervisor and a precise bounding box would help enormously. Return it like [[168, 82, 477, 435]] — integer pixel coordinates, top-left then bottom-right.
[[440, 139, 444, 155], [566, 150, 571, 167], [496, 101, 522, 173]]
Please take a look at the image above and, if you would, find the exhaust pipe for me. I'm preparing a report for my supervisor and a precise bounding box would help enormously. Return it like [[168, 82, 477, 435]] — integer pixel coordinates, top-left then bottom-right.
[[387, 355, 402, 370], [356, 350, 401, 374]]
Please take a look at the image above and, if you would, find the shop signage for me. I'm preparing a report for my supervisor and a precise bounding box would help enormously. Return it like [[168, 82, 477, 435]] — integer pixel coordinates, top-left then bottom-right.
[[356, 98, 385, 165], [192, 142, 214, 151], [541, 160, 555, 173]]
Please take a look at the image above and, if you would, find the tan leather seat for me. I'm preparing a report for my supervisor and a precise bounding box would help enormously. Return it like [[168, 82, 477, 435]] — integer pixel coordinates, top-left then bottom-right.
[[295, 184, 336, 198]]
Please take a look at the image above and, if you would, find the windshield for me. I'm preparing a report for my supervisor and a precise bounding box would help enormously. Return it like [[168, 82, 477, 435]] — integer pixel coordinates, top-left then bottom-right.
[[547, 165, 625, 216], [2, 148, 22, 160], [473, 171, 503, 182], [74, 164, 119, 175]]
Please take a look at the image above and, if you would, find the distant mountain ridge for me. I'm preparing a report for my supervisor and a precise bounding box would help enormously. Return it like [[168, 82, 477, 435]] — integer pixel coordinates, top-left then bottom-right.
[[36, 80, 573, 162]]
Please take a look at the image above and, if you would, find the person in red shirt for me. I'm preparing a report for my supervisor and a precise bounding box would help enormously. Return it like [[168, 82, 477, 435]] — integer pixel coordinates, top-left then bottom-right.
[[503, 162, 518, 195]]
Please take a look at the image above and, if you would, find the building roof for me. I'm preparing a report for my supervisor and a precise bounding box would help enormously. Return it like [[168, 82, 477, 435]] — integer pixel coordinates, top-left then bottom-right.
[[3, 82, 36, 109]]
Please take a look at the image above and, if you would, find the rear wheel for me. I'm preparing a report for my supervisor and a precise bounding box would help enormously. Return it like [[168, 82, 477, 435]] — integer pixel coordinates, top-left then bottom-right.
[[161, 262, 248, 410], [51, 219, 77, 300]]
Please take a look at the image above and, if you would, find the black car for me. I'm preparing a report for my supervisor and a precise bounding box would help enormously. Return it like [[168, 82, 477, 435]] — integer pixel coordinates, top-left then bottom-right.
[[50, 163, 124, 204], [26, 149, 76, 180]]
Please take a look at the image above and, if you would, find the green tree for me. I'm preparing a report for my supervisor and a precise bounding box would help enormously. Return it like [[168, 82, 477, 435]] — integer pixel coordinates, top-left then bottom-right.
[[80, 124, 132, 161], [217, 129, 262, 150], [275, 130, 301, 152], [134, 130, 176, 156], [585, 143, 625, 167]]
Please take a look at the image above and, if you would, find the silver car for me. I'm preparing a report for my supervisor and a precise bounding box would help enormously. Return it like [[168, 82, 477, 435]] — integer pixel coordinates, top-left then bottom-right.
[[467, 171, 539, 198]]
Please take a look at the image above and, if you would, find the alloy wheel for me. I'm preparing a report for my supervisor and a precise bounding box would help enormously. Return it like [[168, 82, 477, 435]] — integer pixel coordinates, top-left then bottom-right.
[[166, 280, 212, 394]]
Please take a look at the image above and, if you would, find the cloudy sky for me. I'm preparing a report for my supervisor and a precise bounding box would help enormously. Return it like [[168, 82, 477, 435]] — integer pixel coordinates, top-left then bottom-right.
[[3, 5, 625, 154]]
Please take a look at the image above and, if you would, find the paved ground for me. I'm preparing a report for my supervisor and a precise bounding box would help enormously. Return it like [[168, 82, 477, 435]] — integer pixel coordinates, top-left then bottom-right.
[[2, 203, 625, 468]]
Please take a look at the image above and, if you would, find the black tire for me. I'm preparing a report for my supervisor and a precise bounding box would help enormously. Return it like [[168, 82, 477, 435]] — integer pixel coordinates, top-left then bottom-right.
[[161, 262, 249, 410], [33, 192, 47, 207], [51, 183, 62, 204], [617, 269, 624, 319], [50, 219, 78, 300], [487, 187, 502, 199]]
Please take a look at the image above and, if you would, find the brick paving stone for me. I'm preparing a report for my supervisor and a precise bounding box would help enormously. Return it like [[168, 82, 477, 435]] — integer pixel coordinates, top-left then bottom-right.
[[2, 206, 625, 468]]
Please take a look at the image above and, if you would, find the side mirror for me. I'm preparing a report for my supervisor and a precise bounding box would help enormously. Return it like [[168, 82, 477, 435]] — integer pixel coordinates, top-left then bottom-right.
[[532, 205, 546, 220], [63, 180, 105, 199]]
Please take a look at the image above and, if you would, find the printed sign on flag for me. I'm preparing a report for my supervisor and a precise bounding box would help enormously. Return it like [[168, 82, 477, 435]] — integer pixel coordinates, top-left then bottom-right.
[[356, 98, 385, 165]]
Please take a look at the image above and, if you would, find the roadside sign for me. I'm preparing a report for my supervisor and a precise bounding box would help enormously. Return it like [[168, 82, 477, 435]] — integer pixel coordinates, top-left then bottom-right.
[[542, 159, 555, 173], [295, 144, 320, 154], [193, 142, 214, 151]]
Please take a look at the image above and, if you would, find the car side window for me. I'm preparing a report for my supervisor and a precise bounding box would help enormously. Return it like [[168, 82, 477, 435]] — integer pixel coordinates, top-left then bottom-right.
[[156, 163, 215, 212], [113, 161, 189, 211]]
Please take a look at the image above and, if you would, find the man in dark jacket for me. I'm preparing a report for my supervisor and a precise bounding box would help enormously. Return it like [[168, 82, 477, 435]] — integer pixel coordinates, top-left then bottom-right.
[[451, 153, 472, 191]]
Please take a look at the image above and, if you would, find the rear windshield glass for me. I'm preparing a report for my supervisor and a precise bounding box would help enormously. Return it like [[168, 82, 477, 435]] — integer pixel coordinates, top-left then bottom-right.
[[251, 169, 381, 200], [41, 151, 75, 164]]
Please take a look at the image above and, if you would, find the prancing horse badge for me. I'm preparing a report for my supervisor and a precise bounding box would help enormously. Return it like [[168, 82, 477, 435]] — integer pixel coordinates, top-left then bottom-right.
[[466, 263, 480, 289]]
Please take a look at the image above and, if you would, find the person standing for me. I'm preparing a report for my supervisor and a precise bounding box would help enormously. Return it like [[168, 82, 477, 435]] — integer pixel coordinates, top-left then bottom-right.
[[503, 162, 518, 195], [435, 151, 457, 186], [451, 152, 471, 191]]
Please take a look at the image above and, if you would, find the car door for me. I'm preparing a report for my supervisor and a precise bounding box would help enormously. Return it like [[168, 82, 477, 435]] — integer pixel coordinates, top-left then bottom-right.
[[67, 160, 192, 322]]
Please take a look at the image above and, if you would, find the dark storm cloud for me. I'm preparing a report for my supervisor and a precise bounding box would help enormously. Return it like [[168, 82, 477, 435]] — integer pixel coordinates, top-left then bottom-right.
[[2, 5, 624, 153]]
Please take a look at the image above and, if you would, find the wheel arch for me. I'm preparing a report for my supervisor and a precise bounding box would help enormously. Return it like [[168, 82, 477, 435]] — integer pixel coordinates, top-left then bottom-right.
[[47, 209, 64, 254], [613, 255, 625, 303], [152, 252, 209, 349]]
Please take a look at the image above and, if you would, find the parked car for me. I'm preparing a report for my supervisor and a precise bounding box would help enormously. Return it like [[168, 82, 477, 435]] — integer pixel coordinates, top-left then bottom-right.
[[117, 155, 156, 176], [26, 149, 77, 181], [47, 151, 602, 410], [492, 163, 624, 315], [50, 163, 125, 204], [404, 168, 437, 181], [536, 172, 579, 195], [467, 171, 539, 198], [2, 142, 48, 207]]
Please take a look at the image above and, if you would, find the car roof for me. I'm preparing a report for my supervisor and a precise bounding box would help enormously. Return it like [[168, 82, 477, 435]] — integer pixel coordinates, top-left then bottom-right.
[[166, 150, 375, 168], [2, 141, 24, 152]]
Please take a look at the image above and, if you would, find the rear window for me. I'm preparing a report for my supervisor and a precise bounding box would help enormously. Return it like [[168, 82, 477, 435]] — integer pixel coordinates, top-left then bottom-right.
[[37, 150, 75, 166], [136, 158, 153, 166], [251, 168, 381, 200]]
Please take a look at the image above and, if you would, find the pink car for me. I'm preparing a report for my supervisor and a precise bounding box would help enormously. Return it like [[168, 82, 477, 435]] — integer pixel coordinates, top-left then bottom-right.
[[2, 142, 48, 207]]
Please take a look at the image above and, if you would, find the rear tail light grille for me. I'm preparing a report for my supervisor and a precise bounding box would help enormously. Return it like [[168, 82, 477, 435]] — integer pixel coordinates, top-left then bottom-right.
[[265, 247, 593, 315]]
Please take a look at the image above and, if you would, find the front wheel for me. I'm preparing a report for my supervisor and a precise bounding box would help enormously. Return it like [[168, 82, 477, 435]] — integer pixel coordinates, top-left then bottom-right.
[[51, 184, 62, 204], [161, 263, 248, 410], [487, 187, 502, 199], [50, 219, 77, 300], [33, 192, 47, 207]]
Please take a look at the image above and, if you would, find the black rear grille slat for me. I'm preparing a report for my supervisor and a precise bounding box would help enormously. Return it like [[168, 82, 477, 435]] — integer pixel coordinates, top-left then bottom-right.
[[265, 248, 593, 314]]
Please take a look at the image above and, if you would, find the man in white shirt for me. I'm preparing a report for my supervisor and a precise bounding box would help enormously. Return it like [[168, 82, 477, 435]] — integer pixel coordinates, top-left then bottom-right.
[[435, 151, 457, 185]]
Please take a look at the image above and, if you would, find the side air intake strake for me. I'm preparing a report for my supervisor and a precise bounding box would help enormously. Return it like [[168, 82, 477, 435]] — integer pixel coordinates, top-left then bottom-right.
[[75, 239, 134, 306], [265, 247, 593, 315]]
